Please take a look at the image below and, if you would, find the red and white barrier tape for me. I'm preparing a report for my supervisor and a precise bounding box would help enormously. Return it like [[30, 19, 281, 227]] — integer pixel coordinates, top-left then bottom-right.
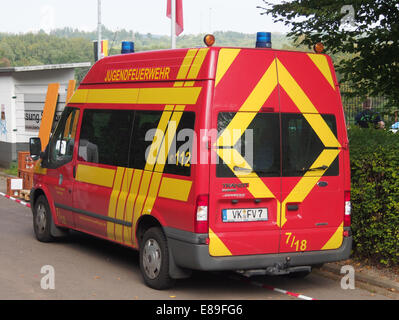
[[0, 192, 31, 208], [1, 190, 317, 300], [232, 275, 317, 300]]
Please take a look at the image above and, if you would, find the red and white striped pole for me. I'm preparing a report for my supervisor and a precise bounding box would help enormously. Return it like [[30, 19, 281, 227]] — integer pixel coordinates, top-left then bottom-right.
[[0, 192, 31, 208]]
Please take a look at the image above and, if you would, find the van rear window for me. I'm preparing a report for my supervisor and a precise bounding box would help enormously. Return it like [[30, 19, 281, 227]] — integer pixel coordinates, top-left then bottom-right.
[[282, 113, 339, 177], [217, 112, 280, 178], [216, 112, 339, 178]]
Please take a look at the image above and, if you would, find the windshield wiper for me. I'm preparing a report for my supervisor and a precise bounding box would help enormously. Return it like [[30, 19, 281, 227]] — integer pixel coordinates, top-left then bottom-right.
[[297, 165, 328, 173], [233, 166, 252, 172], [233, 166, 279, 174]]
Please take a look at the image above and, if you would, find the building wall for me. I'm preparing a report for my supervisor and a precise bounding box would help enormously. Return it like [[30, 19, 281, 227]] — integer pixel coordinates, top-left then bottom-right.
[[0, 68, 75, 167], [0, 74, 14, 145], [13, 69, 73, 144]]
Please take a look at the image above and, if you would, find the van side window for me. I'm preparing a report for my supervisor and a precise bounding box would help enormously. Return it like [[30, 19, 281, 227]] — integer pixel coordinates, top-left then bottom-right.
[[282, 114, 339, 177], [163, 112, 195, 176], [48, 107, 80, 168], [129, 111, 163, 170], [78, 109, 134, 167], [217, 112, 280, 178]]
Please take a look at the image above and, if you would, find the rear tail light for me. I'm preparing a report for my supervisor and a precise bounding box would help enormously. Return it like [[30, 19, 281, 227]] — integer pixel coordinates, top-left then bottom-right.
[[195, 194, 209, 233], [344, 191, 351, 227]]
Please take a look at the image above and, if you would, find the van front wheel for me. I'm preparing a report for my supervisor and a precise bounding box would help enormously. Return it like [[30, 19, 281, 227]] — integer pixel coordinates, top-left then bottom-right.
[[139, 227, 175, 290], [33, 195, 54, 242]]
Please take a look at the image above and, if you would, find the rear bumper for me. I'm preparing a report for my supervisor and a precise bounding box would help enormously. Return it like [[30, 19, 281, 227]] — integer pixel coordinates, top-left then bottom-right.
[[165, 227, 352, 271]]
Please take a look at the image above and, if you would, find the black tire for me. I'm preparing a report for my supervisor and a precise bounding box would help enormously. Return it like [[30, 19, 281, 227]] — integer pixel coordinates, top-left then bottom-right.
[[33, 195, 55, 242], [287, 269, 312, 278], [139, 227, 175, 290]]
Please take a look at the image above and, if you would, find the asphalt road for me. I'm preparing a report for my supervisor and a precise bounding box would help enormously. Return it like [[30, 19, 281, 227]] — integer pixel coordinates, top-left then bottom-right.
[[0, 178, 393, 301]]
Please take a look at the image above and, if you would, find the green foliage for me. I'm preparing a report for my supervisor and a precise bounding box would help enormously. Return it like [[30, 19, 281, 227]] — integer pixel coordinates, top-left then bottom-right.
[[0, 28, 293, 67], [258, 0, 399, 113], [349, 127, 399, 266], [4, 161, 18, 176], [0, 27, 294, 83]]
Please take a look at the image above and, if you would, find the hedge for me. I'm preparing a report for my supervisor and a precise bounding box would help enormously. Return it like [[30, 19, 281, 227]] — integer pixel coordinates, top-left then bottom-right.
[[348, 127, 399, 266]]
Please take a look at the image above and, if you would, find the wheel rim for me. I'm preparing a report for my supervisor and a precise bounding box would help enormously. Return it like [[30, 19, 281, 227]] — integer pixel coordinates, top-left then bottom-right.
[[142, 238, 162, 279], [35, 203, 47, 234]]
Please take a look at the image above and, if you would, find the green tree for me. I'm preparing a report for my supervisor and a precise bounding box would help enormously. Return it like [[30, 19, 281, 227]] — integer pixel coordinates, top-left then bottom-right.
[[258, 0, 399, 112]]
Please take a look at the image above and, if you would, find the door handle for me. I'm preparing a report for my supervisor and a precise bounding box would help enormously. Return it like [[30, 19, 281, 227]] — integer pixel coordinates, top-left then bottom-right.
[[287, 204, 299, 211], [73, 166, 76, 179]]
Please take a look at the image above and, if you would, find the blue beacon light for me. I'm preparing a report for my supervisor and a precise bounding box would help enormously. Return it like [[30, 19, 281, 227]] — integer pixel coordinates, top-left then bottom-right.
[[256, 32, 272, 48], [121, 41, 135, 54]]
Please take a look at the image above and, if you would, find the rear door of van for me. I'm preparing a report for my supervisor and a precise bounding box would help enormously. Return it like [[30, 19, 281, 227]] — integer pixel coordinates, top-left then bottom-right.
[[276, 51, 345, 253], [209, 48, 346, 257], [209, 48, 281, 256]]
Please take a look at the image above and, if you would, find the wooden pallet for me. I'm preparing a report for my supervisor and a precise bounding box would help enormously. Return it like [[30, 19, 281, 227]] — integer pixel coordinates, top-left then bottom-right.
[[18, 169, 34, 190], [19, 190, 31, 201], [6, 177, 23, 197]]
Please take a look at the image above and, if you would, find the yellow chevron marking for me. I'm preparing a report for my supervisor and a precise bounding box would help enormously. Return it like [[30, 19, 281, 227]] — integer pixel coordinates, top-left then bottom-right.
[[209, 228, 232, 257], [280, 149, 340, 226], [307, 53, 336, 91], [322, 223, 344, 250], [174, 105, 186, 111], [217, 113, 255, 148], [69, 87, 202, 105], [184, 81, 195, 87], [107, 167, 125, 239], [158, 177, 193, 202], [131, 171, 153, 243], [138, 87, 201, 105], [303, 113, 341, 148], [239, 59, 278, 112], [142, 172, 163, 215], [69, 89, 88, 104], [34, 159, 48, 175], [76, 164, 115, 188], [154, 110, 184, 172], [215, 48, 241, 87], [123, 169, 143, 245], [216, 60, 278, 147], [176, 49, 198, 80], [277, 59, 341, 148], [187, 48, 209, 79], [115, 168, 134, 243], [144, 110, 174, 171]]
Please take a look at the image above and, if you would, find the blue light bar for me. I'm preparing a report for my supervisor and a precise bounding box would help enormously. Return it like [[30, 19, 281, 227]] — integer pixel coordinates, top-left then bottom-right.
[[256, 32, 272, 48], [121, 41, 135, 54]]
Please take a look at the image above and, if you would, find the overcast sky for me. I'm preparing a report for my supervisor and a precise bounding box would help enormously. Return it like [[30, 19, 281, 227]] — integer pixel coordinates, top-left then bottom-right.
[[0, 0, 290, 35]]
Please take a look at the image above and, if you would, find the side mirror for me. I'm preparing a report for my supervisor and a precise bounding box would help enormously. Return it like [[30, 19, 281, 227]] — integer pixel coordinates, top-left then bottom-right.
[[29, 137, 42, 161]]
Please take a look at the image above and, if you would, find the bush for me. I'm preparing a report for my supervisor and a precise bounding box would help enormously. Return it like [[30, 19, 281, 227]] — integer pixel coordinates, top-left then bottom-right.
[[349, 127, 399, 266]]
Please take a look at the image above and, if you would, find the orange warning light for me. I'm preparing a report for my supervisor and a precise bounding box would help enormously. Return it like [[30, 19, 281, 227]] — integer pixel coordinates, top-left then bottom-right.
[[204, 34, 216, 47], [313, 42, 324, 54]]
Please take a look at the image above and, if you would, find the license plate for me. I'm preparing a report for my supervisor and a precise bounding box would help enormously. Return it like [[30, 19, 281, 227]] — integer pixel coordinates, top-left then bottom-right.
[[222, 208, 268, 222]]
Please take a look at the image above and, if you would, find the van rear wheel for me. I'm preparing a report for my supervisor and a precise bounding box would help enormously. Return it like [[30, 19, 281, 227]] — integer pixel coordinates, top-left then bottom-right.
[[139, 227, 175, 290]]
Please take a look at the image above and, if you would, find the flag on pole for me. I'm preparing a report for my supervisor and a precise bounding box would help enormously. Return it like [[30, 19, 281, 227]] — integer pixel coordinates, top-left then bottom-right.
[[167, 0, 184, 36]]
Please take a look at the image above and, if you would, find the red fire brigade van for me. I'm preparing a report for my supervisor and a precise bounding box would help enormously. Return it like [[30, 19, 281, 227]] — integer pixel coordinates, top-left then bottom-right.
[[29, 38, 352, 289]]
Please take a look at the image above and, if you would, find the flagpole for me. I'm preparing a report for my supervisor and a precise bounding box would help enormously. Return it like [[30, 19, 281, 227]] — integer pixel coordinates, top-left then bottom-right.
[[171, 0, 176, 49], [98, 0, 102, 60]]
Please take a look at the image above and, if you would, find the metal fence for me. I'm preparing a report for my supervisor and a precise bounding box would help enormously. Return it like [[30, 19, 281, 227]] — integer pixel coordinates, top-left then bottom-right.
[[339, 83, 394, 126]]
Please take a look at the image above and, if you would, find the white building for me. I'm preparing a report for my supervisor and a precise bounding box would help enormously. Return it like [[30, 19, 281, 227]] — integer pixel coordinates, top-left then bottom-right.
[[0, 62, 91, 167]]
